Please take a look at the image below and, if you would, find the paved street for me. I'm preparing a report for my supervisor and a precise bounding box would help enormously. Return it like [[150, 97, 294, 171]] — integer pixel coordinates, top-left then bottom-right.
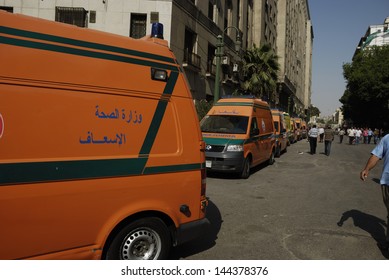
[[172, 136, 388, 260]]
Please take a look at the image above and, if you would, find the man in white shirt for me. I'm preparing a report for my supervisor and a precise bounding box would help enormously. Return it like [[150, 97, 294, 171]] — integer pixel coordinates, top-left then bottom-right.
[[355, 128, 362, 145], [348, 127, 355, 145], [318, 126, 325, 142], [308, 125, 319, 154]]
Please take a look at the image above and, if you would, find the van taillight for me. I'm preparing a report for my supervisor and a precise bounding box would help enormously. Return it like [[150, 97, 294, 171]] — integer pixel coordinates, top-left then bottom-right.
[[201, 167, 207, 196]]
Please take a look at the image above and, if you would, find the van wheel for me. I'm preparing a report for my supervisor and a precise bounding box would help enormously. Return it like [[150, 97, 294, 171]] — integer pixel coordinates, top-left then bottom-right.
[[268, 150, 275, 165], [105, 217, 171, 260], [240, 157, 250, 179]]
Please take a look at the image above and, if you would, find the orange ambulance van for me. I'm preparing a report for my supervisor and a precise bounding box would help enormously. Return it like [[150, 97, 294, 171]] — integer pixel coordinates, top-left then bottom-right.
[[200, 97, 275, 179], [0, 12, 208, 260], [271, 109, 287, 157], [294, 117, 302, 141], [301, 120, 308, 139], [283, 112, 292, 145]]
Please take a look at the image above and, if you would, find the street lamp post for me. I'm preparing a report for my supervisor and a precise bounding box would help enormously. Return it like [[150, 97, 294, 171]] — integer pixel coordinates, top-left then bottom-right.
[[213, 27, 241, 103]]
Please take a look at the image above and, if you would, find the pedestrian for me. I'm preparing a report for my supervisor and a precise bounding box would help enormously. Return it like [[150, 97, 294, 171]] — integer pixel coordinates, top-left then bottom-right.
[[348, 127, 355, 145], [308, 124, 319, 155], [360, 134, 389, 251], [374, 128, 380, 144], [363, 128, 368, 144], [355, 128, 362, 145], [368, 128, 373, 144], [339, 128, 345, 144], [324, 125, 335, 156], [319, 126, 324, 143]]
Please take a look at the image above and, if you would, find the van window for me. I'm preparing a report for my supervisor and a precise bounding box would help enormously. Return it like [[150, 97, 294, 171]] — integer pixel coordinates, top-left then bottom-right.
[[201, 115, 249, 134], [250, 117, 259, 134], [274, 121, 279, 132]]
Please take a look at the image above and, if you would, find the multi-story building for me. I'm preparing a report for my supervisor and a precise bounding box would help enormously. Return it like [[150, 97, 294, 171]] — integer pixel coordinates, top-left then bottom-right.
[[170, 0, 248, 100], [0, 0, 312, 110], [277, 0, 313, 117], [354, 16, 389, 57]]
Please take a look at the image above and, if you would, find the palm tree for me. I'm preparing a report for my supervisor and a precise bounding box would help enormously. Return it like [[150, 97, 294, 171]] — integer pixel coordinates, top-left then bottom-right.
[[241, 44, 280, 102]]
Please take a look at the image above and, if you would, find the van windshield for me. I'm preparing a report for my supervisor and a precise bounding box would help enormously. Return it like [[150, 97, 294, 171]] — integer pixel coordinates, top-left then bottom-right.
[[201, 115, 249, 134]]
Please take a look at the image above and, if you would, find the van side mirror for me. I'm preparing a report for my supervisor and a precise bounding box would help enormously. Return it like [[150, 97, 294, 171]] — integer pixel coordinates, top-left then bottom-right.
[[251, 128, 259, 136]]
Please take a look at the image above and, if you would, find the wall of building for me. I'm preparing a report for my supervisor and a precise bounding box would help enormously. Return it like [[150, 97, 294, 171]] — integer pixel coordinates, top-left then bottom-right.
[[170, 0, 246, 100], [0, 0, 173, 40], [276, 0, 312, 117], [252, 0, 277, 52]]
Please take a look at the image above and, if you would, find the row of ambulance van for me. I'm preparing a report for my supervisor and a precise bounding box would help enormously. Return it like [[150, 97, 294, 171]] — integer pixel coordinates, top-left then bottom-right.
[[200, 98, 307, 179], [0, 12, 307, 260]]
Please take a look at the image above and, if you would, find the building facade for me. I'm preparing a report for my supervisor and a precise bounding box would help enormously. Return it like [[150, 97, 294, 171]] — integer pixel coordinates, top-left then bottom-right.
[[1, 0, 313, 110], [354, 16, 389, 57], [276, 0, 312, 117], [251, 0, 278, 51]]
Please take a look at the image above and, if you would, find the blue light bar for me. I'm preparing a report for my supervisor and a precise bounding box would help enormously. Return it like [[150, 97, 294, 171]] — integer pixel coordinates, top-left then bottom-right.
[[151, 23, 164, 39]]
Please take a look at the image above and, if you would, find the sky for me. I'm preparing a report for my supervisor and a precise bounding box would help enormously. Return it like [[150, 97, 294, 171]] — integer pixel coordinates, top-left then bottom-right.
[[308, 0, 389, 117]]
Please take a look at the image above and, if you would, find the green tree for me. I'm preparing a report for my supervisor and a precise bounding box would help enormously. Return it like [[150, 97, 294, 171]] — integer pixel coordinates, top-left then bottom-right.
[[241, 44, 280, 101], [195, 99, 213, 121], [340, 45, 389, 129], [308, 104, 320, 117]]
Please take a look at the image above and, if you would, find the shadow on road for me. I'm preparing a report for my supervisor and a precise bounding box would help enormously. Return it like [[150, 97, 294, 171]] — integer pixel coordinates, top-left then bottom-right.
[[207, 161, 269, 180], [169, 199, 222, 259], [337, 209, 389, 259]]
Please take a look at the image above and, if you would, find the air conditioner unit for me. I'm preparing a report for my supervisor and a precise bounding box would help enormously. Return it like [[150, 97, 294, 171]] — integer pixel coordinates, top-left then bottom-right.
[[233, 63, 239, 72], [221, 56, 229, 65]]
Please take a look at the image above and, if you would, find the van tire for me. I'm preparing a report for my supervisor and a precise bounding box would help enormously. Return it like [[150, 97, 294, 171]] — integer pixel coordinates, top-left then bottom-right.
[[268, 150, 275, 165], [240, 157, 251, 179], [105, 217, 171, 260]]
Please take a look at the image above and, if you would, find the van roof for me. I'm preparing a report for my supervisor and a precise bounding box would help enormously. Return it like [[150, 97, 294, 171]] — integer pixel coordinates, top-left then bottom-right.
[[1, 11, 182, 97], [0, 11, 177, 68], [215, 98, 269, 108], [271, 109, 284, 117]]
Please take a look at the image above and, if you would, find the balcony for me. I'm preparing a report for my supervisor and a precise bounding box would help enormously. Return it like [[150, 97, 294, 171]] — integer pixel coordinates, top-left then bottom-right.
[[183, 50, 201, 71], [206, 61, 216, 77]]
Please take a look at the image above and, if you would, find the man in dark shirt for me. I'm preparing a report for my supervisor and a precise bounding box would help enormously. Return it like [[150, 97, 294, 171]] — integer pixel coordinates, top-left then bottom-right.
[[324, 125, 335, 156]]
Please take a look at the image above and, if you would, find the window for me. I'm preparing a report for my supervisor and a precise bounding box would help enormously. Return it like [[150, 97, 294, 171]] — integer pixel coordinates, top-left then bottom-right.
[[274, 121, 279, 132], [237, 0, 242, 31], [55, 7, 88, 27], [226, 0, 233, 34], [201, 115, 249, 134], [207, 43, 216, 75], [150, 12, 159, 23], [208, 1, 214, 21], [130, 13, 147, 39], [89, 11, 96, 23], [0, 6, 13, 13], [183, 29, 201, 69], [250, 117, 259, 135]]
